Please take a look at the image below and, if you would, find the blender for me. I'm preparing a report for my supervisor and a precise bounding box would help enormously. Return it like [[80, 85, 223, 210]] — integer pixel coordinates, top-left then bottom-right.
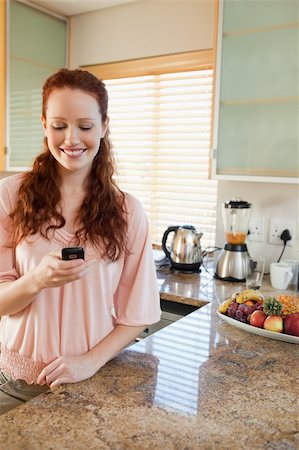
[[215, 200, 252, 282]]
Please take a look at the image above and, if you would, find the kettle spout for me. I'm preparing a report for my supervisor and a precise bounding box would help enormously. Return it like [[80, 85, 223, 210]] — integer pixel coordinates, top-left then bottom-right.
[[196, 231, 203, 240]]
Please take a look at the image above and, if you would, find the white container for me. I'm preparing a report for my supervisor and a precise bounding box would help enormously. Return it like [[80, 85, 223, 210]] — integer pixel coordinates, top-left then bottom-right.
[[282, 259, 299, 288], [270, 262, 293, 290]]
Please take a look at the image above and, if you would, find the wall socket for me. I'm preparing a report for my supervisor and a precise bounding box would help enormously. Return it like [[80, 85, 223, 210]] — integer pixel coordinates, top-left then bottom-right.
[[248, 218, 265, 242], [268, 219, 296, 246]]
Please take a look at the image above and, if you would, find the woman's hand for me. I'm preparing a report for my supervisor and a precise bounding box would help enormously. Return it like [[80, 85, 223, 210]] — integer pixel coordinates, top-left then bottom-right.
[[36, 355, 98, 388], [0, 250, 97, 316], [31, 250, 96, 291]]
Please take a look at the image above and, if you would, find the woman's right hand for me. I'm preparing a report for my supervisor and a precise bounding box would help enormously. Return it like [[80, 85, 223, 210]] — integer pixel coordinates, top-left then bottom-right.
[[31, 250, 97, 291]]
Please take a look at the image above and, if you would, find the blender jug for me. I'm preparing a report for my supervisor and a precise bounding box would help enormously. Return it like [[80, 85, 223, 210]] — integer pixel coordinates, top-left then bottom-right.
[[223, 200, 252, 245]]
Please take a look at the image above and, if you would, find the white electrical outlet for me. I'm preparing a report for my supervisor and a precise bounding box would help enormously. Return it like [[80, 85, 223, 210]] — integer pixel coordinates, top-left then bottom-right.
[[268, 219, 296, 246], [248, 218, 265, 242]]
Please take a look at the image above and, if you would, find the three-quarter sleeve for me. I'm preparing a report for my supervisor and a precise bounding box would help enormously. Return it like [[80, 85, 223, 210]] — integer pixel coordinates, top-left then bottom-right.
[[113, 195, 161, 326], [0, 179, 20, 283]]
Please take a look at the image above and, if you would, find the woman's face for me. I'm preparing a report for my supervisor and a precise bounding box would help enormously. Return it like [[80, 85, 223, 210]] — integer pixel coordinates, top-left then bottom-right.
[[42, 87, 108, 177]]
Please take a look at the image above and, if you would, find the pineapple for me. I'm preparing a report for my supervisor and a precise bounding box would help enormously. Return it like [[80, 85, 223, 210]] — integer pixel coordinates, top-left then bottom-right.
[[277, 295, 299, 317], [263, 297, 283, 316]]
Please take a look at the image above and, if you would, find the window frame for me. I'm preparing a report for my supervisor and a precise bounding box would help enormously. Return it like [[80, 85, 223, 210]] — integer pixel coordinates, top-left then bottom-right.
[[82, 49, 213, 80]]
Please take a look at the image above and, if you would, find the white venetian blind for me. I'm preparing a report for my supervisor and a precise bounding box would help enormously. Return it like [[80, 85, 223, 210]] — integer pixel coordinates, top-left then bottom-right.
[[105, 69, 217, 248]]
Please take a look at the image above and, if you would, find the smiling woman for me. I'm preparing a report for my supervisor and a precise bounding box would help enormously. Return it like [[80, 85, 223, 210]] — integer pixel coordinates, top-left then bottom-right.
[[0, 68, 161, 415], [10, 69, 123, 258]]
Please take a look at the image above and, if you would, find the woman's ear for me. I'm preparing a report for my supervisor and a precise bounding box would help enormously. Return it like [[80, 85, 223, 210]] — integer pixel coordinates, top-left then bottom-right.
[[41, 115, 47, 137], [101, 117, 110, 138]]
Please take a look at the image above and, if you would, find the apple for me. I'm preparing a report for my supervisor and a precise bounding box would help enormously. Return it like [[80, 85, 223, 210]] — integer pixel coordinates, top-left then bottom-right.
[[263, 315, 283, 333], [284, 313, 299, 337], [250, 310, 267, 328]]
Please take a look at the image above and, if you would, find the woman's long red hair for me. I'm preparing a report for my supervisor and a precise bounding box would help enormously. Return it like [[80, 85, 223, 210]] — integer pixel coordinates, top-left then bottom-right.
[[9, 69, 128, 261]]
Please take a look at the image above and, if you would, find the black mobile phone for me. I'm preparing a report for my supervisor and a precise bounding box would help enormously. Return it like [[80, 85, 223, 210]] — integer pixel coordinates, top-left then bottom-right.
[[61, 247, 85, 261]]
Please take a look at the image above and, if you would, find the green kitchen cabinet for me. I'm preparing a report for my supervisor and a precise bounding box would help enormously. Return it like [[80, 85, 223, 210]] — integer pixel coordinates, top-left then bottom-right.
[[211, 0, 299, 183], [7, 0, 67, 170]]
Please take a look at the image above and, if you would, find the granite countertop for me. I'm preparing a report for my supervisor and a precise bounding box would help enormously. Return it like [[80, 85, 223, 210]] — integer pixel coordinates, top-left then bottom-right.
[[0, 271, 298, 449], [157, 265, 296, 307]]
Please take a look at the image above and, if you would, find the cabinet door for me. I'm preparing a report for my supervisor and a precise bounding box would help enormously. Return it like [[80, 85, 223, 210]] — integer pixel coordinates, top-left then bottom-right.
[[8, 1, 66, 170], [212, 0, 299, 183]]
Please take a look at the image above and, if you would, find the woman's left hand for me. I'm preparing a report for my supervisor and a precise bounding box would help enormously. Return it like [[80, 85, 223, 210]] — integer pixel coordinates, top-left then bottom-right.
[[36, 355, 97, 388]]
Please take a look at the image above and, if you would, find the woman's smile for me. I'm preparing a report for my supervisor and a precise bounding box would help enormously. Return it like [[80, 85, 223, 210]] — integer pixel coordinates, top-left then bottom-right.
[[60, 147, 88, 158]]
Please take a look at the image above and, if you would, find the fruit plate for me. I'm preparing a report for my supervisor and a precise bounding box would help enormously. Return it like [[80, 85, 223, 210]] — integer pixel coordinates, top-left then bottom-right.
[[217, 311, 299, 344]]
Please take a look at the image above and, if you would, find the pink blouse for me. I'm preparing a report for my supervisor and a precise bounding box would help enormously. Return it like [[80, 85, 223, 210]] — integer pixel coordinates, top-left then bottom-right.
[[0, 174, 161, 384]]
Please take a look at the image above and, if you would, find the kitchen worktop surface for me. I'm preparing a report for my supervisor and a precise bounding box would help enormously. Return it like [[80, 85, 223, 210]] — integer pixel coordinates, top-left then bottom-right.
[[157, 264, 296, 307], [0, 270, 298, 450]]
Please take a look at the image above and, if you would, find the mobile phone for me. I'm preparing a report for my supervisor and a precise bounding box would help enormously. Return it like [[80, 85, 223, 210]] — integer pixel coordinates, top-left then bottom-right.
[[61, 247, 85, 261]]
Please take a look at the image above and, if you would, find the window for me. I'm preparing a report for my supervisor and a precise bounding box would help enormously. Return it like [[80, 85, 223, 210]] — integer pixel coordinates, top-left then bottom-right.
[[85, 52, 218, 248]]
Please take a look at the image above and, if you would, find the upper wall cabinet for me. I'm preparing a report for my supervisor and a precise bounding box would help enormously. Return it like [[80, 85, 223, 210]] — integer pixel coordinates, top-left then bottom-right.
[[7, 0, 67, 170], [211, 0, 299, 183]]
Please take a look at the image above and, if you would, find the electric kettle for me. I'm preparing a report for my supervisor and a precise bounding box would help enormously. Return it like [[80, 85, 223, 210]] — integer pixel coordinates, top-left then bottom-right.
[[162, 225, 203, 272]]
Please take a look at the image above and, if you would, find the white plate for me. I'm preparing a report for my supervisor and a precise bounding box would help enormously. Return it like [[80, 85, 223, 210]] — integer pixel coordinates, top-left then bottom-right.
[[217, 311, 299, 344]]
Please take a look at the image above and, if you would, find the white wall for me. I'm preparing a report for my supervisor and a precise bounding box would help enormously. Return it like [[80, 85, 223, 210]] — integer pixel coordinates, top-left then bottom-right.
[[69, 0, 214, 67]]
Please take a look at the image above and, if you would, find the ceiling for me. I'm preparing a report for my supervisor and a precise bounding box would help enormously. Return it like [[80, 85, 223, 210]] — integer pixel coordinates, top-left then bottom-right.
[[27, 0, 140, 17]]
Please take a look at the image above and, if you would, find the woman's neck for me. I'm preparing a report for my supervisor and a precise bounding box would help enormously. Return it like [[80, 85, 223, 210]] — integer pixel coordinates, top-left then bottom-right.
[[58, 168, 89, 196]]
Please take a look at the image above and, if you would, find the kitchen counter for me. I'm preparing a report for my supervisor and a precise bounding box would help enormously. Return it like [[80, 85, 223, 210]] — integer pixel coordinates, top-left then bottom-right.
[[0, 271, 298, 449], [157, 265, 296, 307]]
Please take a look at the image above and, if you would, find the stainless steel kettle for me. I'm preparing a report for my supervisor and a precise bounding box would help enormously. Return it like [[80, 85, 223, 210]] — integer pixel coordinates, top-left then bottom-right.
[[162, 225, 203, 272]]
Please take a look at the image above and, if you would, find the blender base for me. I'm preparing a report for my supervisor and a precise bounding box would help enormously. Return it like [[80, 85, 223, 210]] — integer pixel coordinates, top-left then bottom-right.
[[215, 245, 250, 282], [214, 272, 245, 283]]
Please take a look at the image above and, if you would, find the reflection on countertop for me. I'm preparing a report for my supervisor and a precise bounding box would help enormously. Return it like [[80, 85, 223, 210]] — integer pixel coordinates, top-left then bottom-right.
[[157, 265, 215, 306], [135, 304, 212, 415], [0, 298, 298, 449]]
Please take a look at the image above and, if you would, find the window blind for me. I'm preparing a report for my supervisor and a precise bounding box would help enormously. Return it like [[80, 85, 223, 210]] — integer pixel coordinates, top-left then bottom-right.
[[105, 69, 217, 248]]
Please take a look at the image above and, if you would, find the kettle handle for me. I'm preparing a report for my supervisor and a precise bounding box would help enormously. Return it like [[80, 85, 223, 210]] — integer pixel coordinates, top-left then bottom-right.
[[162, 226, 179, 258]]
